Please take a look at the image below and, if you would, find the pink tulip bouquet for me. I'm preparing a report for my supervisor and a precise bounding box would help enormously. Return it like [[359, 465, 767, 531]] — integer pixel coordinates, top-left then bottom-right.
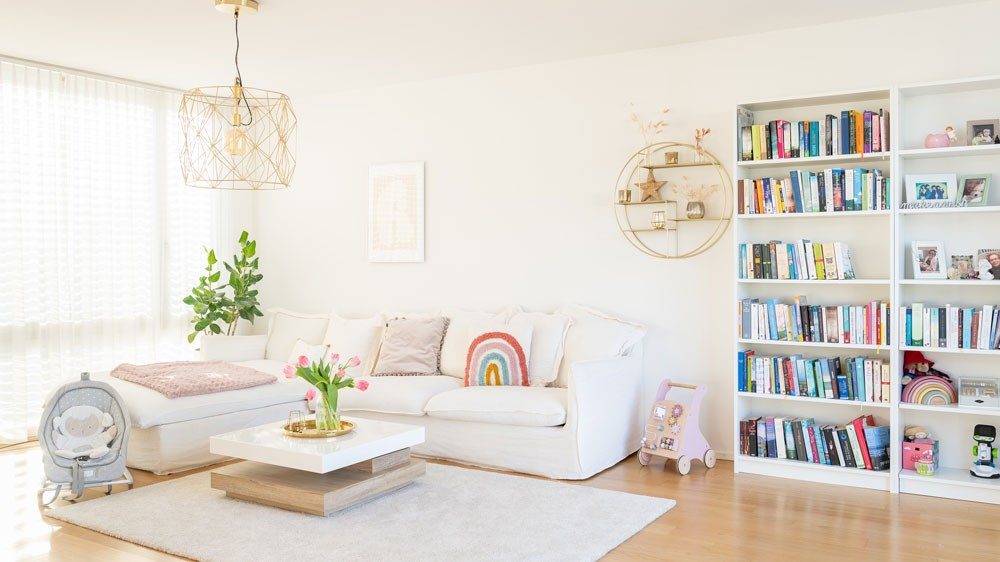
[[283, 352, 368, 431]]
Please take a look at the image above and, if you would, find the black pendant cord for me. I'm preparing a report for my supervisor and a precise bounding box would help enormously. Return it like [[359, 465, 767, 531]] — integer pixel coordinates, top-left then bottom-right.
[[234, 9, 253, 127]]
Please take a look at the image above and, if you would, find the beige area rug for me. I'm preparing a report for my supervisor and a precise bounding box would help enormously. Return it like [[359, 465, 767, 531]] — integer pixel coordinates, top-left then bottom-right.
[[47, 463, 674, 562]]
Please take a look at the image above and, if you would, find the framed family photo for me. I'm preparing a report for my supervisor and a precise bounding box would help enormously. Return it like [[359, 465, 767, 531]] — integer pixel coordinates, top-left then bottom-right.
[[950, 254, 977, 280], [966, 119, 1000, 146], [905, 174, 958, 205], [911, 241, 947, 279], [977, 248, 1000, 281], [958, 174, 991, 206]]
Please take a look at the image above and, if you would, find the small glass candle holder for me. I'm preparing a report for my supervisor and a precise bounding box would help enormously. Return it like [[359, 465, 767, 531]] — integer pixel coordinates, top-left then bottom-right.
[[287, 410, 304, 433], [617, 189, 632, 204], [651, 210, 666, 229]]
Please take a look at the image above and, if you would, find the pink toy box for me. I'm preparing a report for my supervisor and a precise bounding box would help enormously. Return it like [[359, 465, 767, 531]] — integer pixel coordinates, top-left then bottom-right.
[[902, 439, 939, 471]]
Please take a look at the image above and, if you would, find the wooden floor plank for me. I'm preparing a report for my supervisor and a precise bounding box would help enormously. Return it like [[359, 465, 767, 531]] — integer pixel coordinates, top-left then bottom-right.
[[3, 444, 999, 561]]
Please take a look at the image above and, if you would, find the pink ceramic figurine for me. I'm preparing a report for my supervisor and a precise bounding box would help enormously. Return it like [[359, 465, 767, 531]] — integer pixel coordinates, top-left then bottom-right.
[[924, 126, 957, 148]]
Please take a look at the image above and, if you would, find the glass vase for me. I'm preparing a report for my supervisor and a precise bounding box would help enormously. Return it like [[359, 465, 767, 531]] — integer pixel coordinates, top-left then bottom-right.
[[314, 390, 340, 431]]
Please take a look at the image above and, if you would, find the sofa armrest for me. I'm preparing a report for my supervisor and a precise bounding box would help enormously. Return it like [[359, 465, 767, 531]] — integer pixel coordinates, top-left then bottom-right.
[[566, 350, 643, 477], [199, 334, 268, 362]]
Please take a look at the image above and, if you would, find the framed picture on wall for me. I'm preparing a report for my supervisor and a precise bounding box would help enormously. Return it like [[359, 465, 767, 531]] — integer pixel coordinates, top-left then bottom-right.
[[911, 241, 948, 279], [368, 162, 425, 262], [905, 174, 958, 205]]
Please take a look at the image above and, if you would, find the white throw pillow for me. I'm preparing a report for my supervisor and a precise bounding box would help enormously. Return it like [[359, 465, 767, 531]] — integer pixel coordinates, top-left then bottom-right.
[[265, 309, 329, 361], [198, 334, 268, 362], [322, 313, 385, 375], [554, 304, 646, 388], [510, 311, 573, 387], [464, 318, 533, 386], [439, 308, 512, 378], [287, 339, 329, 365]]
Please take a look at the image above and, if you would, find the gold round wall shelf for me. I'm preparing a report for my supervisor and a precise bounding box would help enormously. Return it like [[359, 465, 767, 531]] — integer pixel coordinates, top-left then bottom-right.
[[614, 141, 733, 259]]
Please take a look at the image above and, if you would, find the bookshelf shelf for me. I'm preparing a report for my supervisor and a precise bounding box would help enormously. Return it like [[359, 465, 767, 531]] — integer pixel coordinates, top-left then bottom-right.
[[737, 278, 890, 285], [737, 339, 889, 351], [899, 345, 1000, 356], [898, 205, 1000, 215], [899, 403, 1000, 417], [898, 279, 1000, 286], [736, 152, 891, 169], [899, 467, 1000, 504], [737, 210, 890, 220], [738, 392, 890, 408], [898, 144, 1000, 160], [738, 456, 892, 491]]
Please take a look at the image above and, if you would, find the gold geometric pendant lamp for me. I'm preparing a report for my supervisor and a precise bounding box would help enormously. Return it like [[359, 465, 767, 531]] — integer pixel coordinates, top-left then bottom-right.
[[179, 0, 297, 190]]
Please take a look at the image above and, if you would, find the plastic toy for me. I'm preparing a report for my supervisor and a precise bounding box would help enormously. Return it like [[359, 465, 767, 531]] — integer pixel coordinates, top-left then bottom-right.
[[638, 379, 714, 475], [901, 351, 957, 405], [971, 424, 1000, 479]]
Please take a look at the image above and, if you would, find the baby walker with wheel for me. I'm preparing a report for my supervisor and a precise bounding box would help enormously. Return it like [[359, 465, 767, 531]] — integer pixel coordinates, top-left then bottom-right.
[[638, 378, 715, 475]]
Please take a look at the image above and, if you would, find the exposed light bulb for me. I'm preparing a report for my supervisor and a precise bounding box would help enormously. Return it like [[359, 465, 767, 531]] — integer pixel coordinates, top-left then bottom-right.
[[225, 126, 249, 156]]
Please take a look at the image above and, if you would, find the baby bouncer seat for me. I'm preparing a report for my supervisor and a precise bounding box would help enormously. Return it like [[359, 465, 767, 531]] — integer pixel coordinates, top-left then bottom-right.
[[38, 372, 133, 506]]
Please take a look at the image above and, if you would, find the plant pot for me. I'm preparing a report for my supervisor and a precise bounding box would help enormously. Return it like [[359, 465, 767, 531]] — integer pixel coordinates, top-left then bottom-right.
[[314, 390, 341, 431], [686, 201, 706, 220]]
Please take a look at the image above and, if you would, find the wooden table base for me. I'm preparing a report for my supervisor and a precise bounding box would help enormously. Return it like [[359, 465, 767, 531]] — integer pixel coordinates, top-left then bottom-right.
[[210, 448, 425, 516]]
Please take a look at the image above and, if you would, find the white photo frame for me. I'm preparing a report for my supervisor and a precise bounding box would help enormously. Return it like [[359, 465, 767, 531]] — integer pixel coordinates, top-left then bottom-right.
[[911, 240, 947, 279], [905, 174, 958, 205], [368, 162, 425, 263]]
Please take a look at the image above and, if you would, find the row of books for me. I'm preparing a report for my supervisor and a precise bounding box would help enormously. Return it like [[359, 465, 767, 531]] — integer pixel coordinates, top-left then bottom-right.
[[737, 352, 890, 403], [739, 414, 890, 471], [902, 304, 1000, 350], [737, 168, 889, 215], [738, 240, 856, 280], [739, 298, 890, 346], [738, 109, 889, 161]]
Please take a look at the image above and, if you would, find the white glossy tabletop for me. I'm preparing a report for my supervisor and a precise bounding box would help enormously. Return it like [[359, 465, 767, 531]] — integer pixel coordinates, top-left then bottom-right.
[[209, 417, 425, 474]]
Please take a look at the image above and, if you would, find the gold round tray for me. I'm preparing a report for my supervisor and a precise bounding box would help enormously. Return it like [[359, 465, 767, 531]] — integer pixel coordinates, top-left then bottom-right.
[[282, 419, 355, 438]]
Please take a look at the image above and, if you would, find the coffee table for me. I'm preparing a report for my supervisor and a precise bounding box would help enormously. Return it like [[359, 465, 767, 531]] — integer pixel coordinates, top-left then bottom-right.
[[208, 417, 425, 516]]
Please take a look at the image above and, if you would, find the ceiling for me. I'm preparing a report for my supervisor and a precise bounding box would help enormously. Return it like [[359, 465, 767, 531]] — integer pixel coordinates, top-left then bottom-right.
[[0, 0, 985, 95]]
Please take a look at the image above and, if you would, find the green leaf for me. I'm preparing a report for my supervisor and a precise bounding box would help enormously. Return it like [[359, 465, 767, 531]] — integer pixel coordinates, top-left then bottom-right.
[[239, 231, 249, 244], [208, 271, 221, 283], [207, 249, 217, 265], [187, 332, 197, 343], [209, 323, 222, 334]]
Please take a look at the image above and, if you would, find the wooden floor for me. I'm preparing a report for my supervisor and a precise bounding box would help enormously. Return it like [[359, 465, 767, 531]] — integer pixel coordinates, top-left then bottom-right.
[[3, 443, 999, 561]]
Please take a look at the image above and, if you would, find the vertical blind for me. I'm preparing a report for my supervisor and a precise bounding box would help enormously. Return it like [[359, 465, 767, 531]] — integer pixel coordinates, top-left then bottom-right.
[[0, 60, 226, 444]]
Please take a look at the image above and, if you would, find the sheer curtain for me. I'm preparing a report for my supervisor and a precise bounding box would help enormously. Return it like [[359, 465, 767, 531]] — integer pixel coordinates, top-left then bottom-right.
[[0, 60, 229, 444]]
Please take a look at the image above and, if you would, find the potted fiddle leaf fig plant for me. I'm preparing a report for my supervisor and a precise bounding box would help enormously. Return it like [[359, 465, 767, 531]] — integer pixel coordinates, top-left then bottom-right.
[[183, 231, 264, 343]]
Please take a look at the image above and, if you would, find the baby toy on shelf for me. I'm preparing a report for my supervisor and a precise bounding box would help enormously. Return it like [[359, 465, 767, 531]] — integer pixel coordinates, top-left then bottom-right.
[[901, 350, 957, 405], [971, 424, 1000, 479], [638, 378, 714, 475]]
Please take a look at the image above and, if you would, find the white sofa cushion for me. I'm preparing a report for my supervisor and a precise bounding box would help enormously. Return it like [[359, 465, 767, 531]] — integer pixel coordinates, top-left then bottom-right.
[[322, 312, 385, 375], [198, 334, 267, 362], [265, 309, 329, 361], [287, 339, 329, 364], [510, 311, 572, 387], [553, 304, 646, 388], [439, 308, 511, 378], [339, 375, 462, 416], [424, 387, 568, 427]]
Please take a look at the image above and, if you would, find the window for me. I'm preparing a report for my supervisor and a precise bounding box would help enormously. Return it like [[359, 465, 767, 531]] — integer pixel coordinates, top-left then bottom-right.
[[0, 59, 226, 444]]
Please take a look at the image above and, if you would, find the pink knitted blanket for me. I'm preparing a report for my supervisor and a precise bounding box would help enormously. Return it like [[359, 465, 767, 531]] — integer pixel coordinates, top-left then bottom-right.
[[111, 361, 277, 398]]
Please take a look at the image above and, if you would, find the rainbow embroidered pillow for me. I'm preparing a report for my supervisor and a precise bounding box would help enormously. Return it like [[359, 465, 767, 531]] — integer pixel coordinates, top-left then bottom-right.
[[464, 323, 532, 387]]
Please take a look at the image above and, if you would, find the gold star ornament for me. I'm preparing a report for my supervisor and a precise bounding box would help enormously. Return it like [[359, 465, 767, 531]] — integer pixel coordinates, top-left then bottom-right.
[[635, 170, 666, 202]]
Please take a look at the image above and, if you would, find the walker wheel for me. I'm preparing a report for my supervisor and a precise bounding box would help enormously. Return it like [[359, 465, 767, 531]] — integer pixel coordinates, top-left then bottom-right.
[[703, 449, 717, 469], [638, 450, 651, 466], [676, 456, 691, 475]]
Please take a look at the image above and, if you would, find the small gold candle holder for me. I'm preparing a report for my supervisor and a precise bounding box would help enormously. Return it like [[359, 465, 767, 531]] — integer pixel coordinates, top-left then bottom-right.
[[617, 189, 632, 204], [651, 210, 666, 229], [664, 152, 679, 165]]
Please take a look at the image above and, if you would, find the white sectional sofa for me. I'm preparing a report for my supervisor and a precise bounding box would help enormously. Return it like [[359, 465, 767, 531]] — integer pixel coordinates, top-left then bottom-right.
[[107, 305, 646, 479]]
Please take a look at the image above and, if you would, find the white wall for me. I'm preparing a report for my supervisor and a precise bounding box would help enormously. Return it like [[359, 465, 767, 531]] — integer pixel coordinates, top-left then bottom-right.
[[253, 1, 1000, 457]]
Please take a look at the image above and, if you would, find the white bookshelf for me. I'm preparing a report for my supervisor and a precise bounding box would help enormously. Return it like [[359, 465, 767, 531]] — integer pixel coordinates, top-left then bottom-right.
[[733, 76, 1000, 503]]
